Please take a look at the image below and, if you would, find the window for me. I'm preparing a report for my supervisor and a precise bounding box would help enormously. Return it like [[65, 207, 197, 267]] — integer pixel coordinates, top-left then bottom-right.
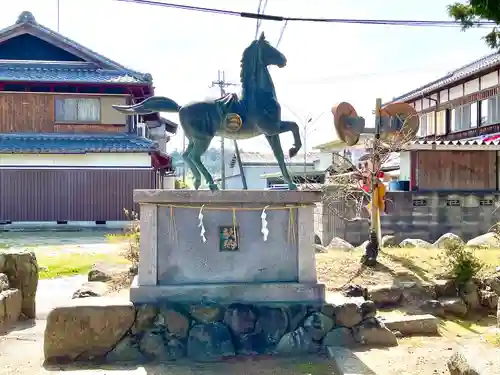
[[55, 98, 101, 123], [451, 104, 473, 131], [481, 99, 489, 126], [471, 102, 478, 128], [418, 115, 427, 137], [424, 111, 446, 136], [436, 110, 446, 135], [426, 112, 435, 135], [481, 96, 500, 125]]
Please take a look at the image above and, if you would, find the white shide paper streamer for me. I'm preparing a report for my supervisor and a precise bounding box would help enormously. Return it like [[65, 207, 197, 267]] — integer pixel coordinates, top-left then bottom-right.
[[198, 205, 207, 243], [260, 205, 269, 241]]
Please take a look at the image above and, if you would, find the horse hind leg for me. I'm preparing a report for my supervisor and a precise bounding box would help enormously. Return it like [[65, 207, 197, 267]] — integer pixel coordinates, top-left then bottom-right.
[[190, 137, 218, 191], [182, 140, 202, 189], [265, 134, 297, 190], [278, 120, 302, 158]]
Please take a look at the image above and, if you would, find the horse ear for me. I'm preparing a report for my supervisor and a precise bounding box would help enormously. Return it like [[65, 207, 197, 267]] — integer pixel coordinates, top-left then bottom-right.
[[259, 32, 265, 41]]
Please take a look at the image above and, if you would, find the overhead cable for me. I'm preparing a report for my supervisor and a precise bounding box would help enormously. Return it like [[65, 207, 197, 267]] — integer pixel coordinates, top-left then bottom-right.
[[112, 0, 497, 27]]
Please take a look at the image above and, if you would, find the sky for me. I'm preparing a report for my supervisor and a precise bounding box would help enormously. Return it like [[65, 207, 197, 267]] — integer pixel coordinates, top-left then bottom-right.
[[1, 0, 494, 154]]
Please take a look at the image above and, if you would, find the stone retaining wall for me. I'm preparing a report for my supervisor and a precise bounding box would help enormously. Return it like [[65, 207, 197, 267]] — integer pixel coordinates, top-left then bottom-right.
[[0, 251, 38, 319], [44, 297, 398, 364], [317, 191, 500, 246], [0, 251, 38, 333], [0, 288, 22, 333]]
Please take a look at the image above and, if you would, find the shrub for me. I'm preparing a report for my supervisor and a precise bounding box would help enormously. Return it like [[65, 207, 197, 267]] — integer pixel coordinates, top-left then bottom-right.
[[442, 239, 483, 285], [175, 179, 189, 189], [106, 209, 140, 267]]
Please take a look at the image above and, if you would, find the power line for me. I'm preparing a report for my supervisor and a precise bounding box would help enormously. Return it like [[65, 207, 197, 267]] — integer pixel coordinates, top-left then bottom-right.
[[261, 0, 269, 16], [112, 0, 497, 27], [254, 0, 263, 39], [202, 65, 453, 88], [258, 0, 268, 32], [276, 20, 288, 48], [255, 0, 269, 38]]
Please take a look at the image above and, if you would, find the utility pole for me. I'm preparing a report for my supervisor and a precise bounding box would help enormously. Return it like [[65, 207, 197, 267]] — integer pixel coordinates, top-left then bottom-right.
[[303, 117, 312, 173], [57, 0, 60, 32], [181, 134, 186, 183], [371, 98, 383, 244], [210, 70, 247, 189], [300, 112, 324, 173]]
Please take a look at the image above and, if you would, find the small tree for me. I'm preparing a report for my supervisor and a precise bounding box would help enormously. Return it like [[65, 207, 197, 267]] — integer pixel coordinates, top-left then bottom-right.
[[442, 239, 483, 285], [122, 208, 140, 268], [302, 111, 418, 266]]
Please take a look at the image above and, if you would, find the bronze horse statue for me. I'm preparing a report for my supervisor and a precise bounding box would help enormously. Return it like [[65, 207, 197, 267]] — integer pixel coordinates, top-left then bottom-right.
[[113, 32, 302, 191]]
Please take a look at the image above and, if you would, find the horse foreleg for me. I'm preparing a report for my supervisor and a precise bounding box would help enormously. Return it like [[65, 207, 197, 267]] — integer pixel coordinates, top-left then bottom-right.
[[278, 120, 302, 158], [182, 140, 201, 189], [190, 137, 219, 191], [265, 134, 297, 190]]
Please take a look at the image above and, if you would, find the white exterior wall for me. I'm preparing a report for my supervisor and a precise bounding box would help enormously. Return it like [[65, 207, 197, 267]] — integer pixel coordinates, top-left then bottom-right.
[[225, 164, 314, 190], [399, 151, 411, 181], [226, 166, 278, 190], [315, 152, 333, 171], [0, 153, 152, 167]]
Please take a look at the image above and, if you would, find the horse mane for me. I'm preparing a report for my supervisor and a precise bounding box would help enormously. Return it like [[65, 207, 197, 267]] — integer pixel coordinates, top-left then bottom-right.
[[240, 42, 258, 94]]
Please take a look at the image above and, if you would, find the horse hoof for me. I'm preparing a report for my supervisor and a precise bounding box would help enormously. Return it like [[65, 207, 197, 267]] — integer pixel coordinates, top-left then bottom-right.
[[288, 183, 298, 190], [194, 180, 201, 190], [208, 183, 219, 191], [289, 147, 298, 158]]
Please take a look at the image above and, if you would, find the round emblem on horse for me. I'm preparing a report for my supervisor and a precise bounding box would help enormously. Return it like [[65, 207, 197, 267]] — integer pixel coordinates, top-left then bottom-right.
[[224, 113, 242, 132]]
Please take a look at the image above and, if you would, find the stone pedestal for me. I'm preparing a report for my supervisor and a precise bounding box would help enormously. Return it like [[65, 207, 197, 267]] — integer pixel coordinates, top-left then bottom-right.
[[131, 189, 325, 304]]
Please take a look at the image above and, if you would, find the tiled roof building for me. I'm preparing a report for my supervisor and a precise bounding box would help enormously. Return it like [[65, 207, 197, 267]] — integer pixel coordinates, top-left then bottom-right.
[[0, 11, 173, 223]]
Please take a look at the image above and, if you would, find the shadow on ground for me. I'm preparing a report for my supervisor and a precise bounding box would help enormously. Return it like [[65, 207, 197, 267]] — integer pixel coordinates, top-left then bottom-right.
[[380, 251, 434, 283], [43, 355, 342, 375]]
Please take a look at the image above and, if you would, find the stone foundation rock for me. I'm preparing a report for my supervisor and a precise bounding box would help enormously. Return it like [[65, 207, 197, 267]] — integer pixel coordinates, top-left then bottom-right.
[[0, 288, 22, 332], [44, 297, 135, 362], [0, 251, 38, 319], [43, 297, 398, 364], [367, 278, 499, 318], [380, 314, 439, 336]]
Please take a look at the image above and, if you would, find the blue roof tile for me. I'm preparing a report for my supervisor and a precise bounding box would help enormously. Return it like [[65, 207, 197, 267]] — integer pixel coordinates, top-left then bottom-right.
[[0, 133, 158, 153], [0, 61, 145, 84], [0, 12, 152, 85]]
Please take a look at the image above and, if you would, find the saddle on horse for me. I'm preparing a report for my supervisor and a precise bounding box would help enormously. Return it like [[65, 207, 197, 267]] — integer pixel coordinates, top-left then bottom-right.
[[215, 93, 247, 132]]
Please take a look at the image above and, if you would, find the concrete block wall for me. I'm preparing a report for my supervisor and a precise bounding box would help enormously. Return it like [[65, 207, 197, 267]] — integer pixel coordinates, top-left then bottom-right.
[[316, 191, 500, 246], [313, 203, 324, 242]]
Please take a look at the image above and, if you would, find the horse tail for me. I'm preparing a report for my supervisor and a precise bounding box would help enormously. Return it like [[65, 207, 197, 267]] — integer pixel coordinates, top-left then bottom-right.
[[112, 96, 181, 115]]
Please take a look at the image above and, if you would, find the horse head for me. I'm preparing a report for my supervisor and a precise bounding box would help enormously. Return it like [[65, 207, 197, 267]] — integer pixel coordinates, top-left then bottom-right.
[[255, 32, 287, 68]]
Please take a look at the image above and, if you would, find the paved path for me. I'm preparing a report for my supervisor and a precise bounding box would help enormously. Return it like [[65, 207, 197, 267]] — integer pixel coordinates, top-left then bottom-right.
[[36, 276, 87, 319]]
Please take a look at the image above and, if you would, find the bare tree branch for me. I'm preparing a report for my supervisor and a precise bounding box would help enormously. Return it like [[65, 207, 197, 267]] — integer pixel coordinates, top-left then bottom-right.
[[300, 112, 417, 228]]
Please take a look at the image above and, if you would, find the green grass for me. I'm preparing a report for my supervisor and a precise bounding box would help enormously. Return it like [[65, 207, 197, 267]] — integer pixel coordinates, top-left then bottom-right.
[[37, 252, 130, 279], [0, 230, 132, 279], [106, 232, 135, 243], [484, 332, 500, 347]]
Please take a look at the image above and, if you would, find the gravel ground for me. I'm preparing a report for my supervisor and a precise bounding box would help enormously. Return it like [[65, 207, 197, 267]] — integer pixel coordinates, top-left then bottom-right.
[[0, 325, 335, 375], [4, 287, 500, 375], [0, 232, 498, 374], [354, 335, 500, 374]]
